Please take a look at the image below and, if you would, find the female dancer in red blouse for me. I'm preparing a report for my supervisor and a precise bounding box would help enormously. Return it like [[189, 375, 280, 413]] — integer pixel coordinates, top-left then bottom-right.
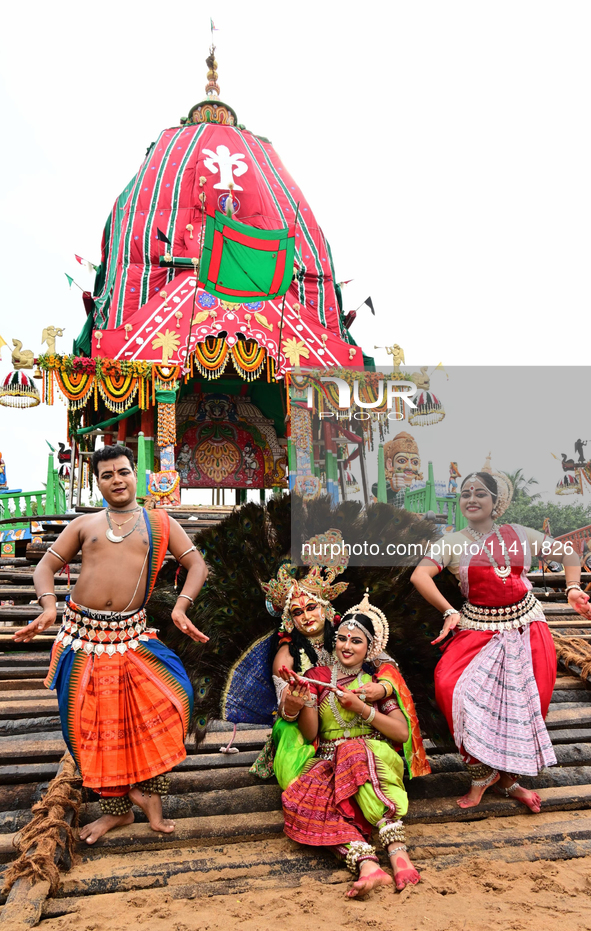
[[411, 466, 591, 811]]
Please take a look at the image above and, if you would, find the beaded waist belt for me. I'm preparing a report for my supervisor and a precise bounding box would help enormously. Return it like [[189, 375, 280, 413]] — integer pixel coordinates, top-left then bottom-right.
[[458, 591, 545, 632], [317, 731, 390, 761], [55, 603, 153, 656]]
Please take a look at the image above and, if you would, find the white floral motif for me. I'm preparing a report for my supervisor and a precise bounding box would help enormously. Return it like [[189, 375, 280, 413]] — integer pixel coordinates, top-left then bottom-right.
[[203, 145, 248, 191]]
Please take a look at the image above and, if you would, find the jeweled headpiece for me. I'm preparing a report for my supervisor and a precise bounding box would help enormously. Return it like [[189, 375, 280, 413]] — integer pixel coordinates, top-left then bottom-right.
[[339, 589, 389, 663], [469, 453, 513, 519], [262, 529, 349, 632]]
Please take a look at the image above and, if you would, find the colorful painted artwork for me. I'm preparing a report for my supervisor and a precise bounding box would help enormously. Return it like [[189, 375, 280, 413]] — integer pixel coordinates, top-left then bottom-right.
[[146, 470, 181, 508], [175, 392, 287, 489]]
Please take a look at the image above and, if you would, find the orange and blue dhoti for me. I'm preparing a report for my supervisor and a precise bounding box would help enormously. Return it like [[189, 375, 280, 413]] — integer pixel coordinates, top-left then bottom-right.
[[43, 510, 193, 809]]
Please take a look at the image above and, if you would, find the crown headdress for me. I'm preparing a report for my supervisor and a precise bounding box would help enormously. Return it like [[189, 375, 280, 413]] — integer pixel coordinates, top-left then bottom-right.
[[262, 529, 349, 631], [339, 589, 389, 662]]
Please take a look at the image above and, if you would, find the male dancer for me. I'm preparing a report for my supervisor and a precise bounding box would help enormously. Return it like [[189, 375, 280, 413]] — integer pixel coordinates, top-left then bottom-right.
[[14, 445, 208, 844]]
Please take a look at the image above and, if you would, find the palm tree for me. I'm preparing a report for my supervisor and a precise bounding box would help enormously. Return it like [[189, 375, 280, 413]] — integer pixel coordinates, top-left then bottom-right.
[[504, 468, 541, 503]]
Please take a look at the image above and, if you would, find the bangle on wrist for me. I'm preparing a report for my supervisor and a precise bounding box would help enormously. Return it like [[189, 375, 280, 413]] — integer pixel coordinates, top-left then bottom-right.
[[364, 705, 376, 725], [566, 583, 582, 594], [177, 593, 194, 605], [442, 607, 458, 620], [37, 592, 57, 603], [281, 708, 300, 721]]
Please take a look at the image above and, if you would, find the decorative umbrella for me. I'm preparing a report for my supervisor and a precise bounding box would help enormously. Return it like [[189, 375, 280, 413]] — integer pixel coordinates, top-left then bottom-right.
[[0, 371, 41, 408]]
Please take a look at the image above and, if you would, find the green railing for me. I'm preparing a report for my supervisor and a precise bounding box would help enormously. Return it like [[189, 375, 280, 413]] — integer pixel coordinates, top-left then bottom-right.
[[404, 462, 467, 530], [0, 452, 67, 526]]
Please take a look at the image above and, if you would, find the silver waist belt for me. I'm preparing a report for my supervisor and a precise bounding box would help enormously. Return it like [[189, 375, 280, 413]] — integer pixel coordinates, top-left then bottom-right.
[[55, 604, 154, 656], [457, 591, 545, 632]]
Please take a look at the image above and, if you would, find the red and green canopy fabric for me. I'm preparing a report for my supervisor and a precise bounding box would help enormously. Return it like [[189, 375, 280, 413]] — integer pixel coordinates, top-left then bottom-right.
[[200, 211, 295, 301]]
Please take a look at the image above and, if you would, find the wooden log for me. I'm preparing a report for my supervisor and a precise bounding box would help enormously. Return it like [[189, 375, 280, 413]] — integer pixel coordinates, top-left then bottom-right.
[[0, 681, 46, 693], [408, 765, 591, 800], [0, 754, 77, 925], [0, 718, 62, 738], [555, 676, 587, 689], [546, 707, 591, 727], [0, 765, 59, 787], [75, 784, 283, 828], [0, 670, 50, 682], [418, 837, 591, 870], [169, 767, 268, 794], [51, 846, 343, 901], [0, 878, 51, 928], [0, 783, 45, 812], [0, 701, 59, 719], [549, 701, 591, 712], [549, 727, 591, 743], [0, 655, 51, 667], [404, 782, 591, 824], [551, 689, 591, 703], [42, 810, 286, 858], [174, 750, 260, 771], [0, 691, 57, 703]]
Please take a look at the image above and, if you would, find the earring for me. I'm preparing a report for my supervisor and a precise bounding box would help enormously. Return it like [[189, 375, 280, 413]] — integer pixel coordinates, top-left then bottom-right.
[[284, 617, 294, 633], [492, 509, 497, 517]]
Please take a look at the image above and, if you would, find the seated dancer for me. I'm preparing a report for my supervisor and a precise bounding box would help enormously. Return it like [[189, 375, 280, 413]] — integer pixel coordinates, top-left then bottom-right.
[[14, 445, 208, 843], [280, 594, 422, 896], [411, 466, 590, 812], [255, 559, 430, 789]]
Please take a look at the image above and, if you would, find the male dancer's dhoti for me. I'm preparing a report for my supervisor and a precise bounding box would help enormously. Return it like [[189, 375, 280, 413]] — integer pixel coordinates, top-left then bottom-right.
[[45, 599, 193, 802]]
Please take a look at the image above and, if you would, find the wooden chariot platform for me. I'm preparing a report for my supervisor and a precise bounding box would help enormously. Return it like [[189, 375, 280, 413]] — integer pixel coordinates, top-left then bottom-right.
[[1, 513, 591, 923]]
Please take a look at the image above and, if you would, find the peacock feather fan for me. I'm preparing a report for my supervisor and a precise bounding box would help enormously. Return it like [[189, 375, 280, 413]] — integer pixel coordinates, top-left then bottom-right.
[[149, 494, 455, 745]]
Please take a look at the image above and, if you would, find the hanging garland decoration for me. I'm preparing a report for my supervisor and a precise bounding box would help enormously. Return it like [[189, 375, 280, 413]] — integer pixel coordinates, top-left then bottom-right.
[[53, 370, 95, 409], [155, 388, 178, 447], [231, 340, 266, 381], [97, 372, 139, 413], [192, 338, 230, 379], [154, 364, 180, 387]]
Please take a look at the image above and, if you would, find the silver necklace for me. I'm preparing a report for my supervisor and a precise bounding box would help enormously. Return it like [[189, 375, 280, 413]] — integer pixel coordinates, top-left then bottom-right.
[[105, 509, 142, 544], [328, 662, 364, 738], [466, 524, 511, 583]]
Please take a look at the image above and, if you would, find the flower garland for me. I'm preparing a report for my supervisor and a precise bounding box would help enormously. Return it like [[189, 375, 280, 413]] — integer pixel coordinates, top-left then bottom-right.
[[192, 339, 230, 379], [231, 340, 266, 381]]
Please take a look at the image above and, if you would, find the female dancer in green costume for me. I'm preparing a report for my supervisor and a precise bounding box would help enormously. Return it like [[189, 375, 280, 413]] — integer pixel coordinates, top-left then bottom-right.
[[279, 592, 422, 896], [254, 561, 431, 789]]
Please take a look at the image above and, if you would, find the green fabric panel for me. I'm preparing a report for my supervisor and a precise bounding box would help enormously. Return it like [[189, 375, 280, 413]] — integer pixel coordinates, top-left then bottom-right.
[[75, 405, 139, 435], [200, 211, 295, 301], [271, 717, 315, 790], [72, 312, 94, 357], [155, 388, 178, 403]]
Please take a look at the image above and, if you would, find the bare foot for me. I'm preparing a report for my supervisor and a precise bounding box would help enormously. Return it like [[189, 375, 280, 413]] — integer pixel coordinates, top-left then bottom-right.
[[129, 785, 175, 833], [347, 862, 393, 898], [389, 848, 421, 891], [79, 810, 134, 845], [497, 782, 542, 813], [457, 771, 499, 808]]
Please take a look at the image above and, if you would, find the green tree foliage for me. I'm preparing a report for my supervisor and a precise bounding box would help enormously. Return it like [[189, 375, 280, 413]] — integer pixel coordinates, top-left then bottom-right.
[[503, 498, 591, 536], [504, 469, 541, 504]]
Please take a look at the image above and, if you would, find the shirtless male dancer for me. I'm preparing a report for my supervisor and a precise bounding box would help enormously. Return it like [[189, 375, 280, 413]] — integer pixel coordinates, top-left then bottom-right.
[[14, 444, 208, 844]]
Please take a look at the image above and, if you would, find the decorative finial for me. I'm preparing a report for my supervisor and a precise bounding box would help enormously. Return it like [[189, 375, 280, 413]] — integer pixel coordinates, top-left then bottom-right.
[[205, 46, 220, 99]]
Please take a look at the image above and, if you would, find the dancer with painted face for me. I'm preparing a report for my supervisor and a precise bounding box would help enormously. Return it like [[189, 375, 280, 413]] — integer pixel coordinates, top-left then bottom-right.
[[411, 462, 590, 811], [279, 592, 422, 897]]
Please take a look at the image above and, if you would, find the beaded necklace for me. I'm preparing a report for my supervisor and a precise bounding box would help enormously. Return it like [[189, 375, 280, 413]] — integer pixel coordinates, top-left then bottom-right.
[[328, 662, 364, 738], [466, 523, 511, 583]]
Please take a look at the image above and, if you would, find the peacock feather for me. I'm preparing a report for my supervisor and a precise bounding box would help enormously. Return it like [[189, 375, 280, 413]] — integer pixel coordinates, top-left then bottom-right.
[[150, 494, 454, 745]]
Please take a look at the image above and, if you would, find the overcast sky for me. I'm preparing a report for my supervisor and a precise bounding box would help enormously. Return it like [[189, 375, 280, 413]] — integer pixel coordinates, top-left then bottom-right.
[[1, 1, 590, 494]]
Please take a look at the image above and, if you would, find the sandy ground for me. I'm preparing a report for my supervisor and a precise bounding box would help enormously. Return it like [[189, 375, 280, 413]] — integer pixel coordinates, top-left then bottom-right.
[[39, 855, 591, 931]]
